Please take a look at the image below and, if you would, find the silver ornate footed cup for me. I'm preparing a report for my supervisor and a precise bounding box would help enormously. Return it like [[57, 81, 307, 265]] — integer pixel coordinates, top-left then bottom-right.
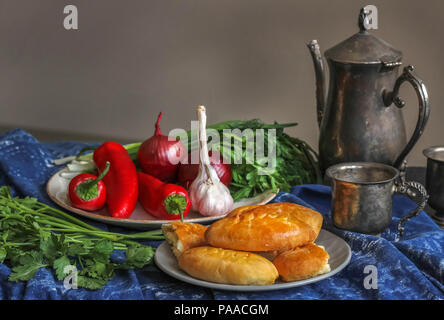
[[423, 146, 444, 227], [326, 162, 428, 238]]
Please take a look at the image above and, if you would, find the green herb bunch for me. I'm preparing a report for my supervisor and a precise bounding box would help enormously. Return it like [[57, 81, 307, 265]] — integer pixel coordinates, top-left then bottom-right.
[[186, 119, 322, 201], [0, 186, 163, 290], [54, 119, 321, 202]]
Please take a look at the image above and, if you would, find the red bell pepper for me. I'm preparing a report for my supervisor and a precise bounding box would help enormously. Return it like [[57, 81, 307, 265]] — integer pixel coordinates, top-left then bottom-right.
[[68, 162, 110, 211], [93, 142, 138, 219], [138, 171, 191, 221]]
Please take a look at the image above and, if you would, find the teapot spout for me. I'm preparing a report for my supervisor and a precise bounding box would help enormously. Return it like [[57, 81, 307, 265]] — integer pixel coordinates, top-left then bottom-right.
[[307, 40, 326, 128]]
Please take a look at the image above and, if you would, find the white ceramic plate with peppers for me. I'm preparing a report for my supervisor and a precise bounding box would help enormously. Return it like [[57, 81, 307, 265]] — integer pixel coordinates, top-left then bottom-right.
[[46, 169, 277, 230], [47, 107, 278, 230]]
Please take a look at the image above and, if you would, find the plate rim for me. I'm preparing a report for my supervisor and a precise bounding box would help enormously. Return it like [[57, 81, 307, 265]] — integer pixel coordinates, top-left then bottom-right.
[[46, 167, 278, 226], [154, 229, 352, 292]]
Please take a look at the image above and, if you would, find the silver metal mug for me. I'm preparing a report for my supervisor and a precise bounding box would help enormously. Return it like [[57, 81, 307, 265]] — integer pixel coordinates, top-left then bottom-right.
[[423, 146, 444, 227], [326, 162, 428, 237]]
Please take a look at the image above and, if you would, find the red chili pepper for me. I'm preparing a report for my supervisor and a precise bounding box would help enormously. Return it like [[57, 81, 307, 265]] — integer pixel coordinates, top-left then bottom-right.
[[93, 142, 138, 219], [68, 162, 110, 211], [138, 171, 191, 221]]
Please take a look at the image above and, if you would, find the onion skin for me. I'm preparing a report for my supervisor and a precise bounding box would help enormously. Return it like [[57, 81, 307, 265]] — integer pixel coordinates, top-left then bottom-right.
[[138, 112, 186, 182], [178, 150, 232, 189]]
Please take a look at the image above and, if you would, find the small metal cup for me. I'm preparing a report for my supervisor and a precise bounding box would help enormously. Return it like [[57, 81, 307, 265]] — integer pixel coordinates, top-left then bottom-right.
[[423, 146, 444, 226], [326, 162, 428, 237]]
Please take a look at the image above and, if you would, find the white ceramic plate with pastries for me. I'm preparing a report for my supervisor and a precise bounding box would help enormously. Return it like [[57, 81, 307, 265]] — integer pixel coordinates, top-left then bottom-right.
[[155, 203, 351, 291]]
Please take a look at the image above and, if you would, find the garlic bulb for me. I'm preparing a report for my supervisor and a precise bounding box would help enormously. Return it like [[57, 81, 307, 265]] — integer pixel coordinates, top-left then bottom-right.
[[189, 106, 234, 216]]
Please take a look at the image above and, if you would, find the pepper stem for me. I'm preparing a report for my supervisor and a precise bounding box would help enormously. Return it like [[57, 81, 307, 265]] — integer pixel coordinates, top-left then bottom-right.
[[154, 112, 163, 136], [75, 146, 97, 160], [89, 162, 110, 185], [164, 194, 187, 222], [76, 162, 110, 201]]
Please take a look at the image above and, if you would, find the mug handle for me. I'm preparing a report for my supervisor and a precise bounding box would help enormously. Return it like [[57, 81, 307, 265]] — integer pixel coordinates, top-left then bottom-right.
[[383, 65, 431, 169], [394, 176, 429, 240]]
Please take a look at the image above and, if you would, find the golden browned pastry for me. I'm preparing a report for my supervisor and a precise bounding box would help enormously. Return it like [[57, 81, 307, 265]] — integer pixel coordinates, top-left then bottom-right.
[[226, 205, 260, 217], [178, 246, 279, 285], [227, 202, 323, 238], [205, 204, 317, 252], [255, 250, 281, 261], [161, 222, 207, 258], [273, 243, 330, 282]]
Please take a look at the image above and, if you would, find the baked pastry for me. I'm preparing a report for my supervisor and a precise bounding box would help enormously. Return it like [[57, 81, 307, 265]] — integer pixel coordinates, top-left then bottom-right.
[[226, 204, 260, 217], [227, 202, 323, 238], [273, 243, 330, 282], [162, 222, 207, 258], [256, 250, 281, 261], [205, 203, 318, 251], [178, 246, 279, 285]]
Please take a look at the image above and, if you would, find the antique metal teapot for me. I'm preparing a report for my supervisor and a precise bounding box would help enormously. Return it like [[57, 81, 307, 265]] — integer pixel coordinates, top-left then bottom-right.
[[307, 8, 430, 174]]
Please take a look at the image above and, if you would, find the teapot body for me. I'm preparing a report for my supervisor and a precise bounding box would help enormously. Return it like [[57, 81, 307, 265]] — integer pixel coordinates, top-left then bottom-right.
[[319, 61, 407, 172], [308, 8, 430, 175]]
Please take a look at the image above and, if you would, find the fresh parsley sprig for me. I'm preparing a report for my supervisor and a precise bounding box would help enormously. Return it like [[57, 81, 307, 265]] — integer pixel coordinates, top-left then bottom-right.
[[0, 186, 163, 290]]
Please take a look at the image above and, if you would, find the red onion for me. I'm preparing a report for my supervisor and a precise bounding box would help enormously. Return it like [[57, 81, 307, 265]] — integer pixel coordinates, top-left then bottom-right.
[[138, 112, 186, 182], [178, 150, 232, 189]]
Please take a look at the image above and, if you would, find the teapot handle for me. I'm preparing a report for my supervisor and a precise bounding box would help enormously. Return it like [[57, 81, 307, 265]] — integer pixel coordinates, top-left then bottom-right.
[[383, 65, 430, 169]]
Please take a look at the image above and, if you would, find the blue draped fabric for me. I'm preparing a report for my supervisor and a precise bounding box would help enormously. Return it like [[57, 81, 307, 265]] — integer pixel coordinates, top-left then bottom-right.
[[0, 129, 442, 300]]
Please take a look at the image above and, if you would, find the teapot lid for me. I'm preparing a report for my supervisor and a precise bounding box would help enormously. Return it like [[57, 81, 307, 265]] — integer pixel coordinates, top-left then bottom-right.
[[324, 8, 402, 65]]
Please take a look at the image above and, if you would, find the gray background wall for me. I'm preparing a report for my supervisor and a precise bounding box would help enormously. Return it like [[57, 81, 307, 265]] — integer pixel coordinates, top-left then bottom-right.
[[0, 0, 442, 166]]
